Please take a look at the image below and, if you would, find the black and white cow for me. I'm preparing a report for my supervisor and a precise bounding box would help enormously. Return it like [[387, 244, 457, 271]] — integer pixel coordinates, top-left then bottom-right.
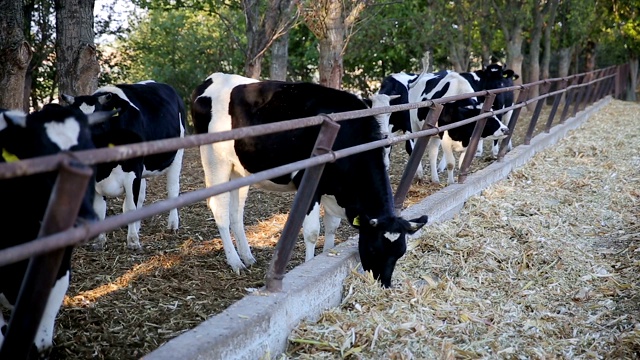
[[0, 105, 112, 356], [191, 73, 428, 287], [63, 80, 186, 250], [379, 70, 509, 183], [460, 63, 518, 158]]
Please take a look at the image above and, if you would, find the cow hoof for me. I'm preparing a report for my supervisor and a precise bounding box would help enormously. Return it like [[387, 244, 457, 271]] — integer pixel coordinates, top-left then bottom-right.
[[242, 255, 257, 267], [127, 243, 143, 251]]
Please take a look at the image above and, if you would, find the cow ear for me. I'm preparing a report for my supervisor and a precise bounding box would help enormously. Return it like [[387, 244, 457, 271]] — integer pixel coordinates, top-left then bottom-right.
[[97, 93, 112, 104], [513, 74, 520, 80], [2, 110, 28, 129], [504, 70, 514, 78], [87, 109, 117, 125], [405, 215, 428, 233], [61, 94, 75, 105]]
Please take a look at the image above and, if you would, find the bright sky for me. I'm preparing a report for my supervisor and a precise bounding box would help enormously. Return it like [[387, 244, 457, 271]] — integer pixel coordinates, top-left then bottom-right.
[[94, 0, 141, 44]]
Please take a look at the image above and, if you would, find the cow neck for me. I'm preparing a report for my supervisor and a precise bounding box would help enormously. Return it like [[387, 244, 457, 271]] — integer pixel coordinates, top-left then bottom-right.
[[330, 148, 395, 225]]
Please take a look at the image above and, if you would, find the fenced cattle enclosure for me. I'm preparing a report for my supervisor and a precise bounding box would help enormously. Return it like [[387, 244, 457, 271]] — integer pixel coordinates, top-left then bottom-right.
[[0, 63, 634, 359]]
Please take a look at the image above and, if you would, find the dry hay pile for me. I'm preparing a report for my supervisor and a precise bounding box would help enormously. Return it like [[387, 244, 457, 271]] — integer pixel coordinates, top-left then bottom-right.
[[287, 99, 640, 359]]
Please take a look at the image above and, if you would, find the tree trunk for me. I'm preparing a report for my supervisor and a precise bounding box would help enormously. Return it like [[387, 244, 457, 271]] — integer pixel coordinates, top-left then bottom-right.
[[317, 0, 344, 89], [270, 33, 289, 80], [506, 33, 524, 85], [542, 0, 558, 80], [243, 0, 297, 79], [0, 0, 32, 111], [584, 40, 596, 73], [527, 0, 545, 107], [55, 0, 99, 99], [627, 57, 638, 101], [558, 46, 573, 101]]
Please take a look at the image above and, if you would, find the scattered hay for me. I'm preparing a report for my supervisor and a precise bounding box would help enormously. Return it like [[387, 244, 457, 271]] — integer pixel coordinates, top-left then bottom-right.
[[287, 99, 640, 359]]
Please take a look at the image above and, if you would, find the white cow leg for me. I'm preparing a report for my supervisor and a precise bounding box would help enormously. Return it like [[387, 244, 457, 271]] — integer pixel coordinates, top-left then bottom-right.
[[123, 175, 141, 250], [229, 184, 255, 267], [322, 213, 341, 252], [476, 139, 484, 157], [165, 147, 183, 231], [210, 193, 245, 274], [443, 144, 457, 184], [303, 202, 321, 261], [34, 270, 69, 354], [427, 136, 441, 183], [133, 178, 146, 235], [92, 193, 108, 249]]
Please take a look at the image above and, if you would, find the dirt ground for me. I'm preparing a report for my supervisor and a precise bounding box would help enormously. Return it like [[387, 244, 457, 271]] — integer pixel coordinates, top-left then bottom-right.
[[48, 99, 566, 359]]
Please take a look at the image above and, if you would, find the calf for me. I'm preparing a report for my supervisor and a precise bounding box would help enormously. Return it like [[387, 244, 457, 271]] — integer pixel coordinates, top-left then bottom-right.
[[191, 73, 428, 287], [0, 105, 112, 357], [63, 80, 186, 250]]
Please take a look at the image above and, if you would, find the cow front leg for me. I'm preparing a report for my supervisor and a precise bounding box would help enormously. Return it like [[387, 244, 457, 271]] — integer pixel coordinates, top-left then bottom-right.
[[165, 147, 183, 231], [303, 202, 321, 261], [322, 212, 341, 252], [476, 139, 484, 157], [33, 270, 69, 354], [124, 174, 142, 250]]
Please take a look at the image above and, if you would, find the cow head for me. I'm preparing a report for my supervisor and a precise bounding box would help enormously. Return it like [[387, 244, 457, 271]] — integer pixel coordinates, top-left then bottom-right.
[[1, 104, 114, 224], [365, 93, 400, 171], [440, 100, 510, 144], [63, 89, 140, 147], [504, 69, 520, 81], [357, 214, 429, 287]]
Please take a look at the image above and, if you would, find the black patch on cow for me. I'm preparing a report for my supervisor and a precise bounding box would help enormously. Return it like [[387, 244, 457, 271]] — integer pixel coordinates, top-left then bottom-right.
[[191, 78, 214, 135], [228, 80, 392, 218], [0, 105, 97, 350]]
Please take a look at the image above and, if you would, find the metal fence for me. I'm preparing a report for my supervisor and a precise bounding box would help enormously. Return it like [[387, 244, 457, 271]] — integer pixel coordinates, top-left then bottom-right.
[[0, 62, 632, 358]]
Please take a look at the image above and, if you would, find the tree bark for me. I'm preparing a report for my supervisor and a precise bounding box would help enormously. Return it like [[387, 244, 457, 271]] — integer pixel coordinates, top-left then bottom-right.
[[583, 40, 596, 73], [55, 0, 99, 99], [318, 2, 345, 89], [541, 0, 558, 80], [270, 32, 289, 80], [627, 57, 638, 102], [558, 46, 573, 101], [0, 0, 32, 111], [527, 0, 545, 106], [243, 0, 297, 79]]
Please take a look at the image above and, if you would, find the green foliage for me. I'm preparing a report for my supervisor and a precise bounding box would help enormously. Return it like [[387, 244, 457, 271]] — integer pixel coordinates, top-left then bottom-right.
[[110, 8, 246, 110]]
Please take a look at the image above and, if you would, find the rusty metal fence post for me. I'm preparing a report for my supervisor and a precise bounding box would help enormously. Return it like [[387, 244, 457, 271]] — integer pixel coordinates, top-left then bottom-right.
[[457, 93, 496, 183], [524, 81, 552, 145], [560, 75, 581, 123], [393, 104, 443, 214], [497, 87, 529, 160], [265, 119, 341, 292], [545, 78, 568, 133], [0, 159, 93, 360]]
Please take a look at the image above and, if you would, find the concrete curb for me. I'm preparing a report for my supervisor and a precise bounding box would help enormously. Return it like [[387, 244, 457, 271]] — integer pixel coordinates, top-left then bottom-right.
[[143, 96, 611, 360]]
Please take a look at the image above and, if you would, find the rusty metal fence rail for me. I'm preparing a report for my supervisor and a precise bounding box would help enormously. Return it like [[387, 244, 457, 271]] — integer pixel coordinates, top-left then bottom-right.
[[0, 62, 631, 359]]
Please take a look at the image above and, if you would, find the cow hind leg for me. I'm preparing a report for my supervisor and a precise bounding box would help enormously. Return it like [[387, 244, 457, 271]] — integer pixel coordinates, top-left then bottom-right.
[[442, 144, 457, 184], [33, 270, 69, 354], [200, 145, 244, 273], [165, 148, 183, 231], [92, 193, 108, 249], [229, 182, 255, 267], [303, 202, 321, 261], [427, 136, 442, 183]]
